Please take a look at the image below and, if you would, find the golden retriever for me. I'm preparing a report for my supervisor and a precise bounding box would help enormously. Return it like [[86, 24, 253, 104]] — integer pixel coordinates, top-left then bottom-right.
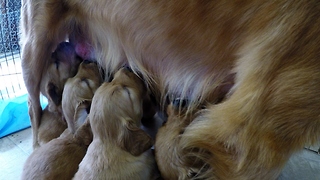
[[21, 0, 320, 179], [37, 106, 67, 146], [62, 60, 103, 133], [21, 113, 92, 180], [73, 67, 156, 179]]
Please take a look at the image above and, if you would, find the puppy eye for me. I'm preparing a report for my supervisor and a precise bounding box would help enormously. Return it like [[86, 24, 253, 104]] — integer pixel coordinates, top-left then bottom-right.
[[54, 60, 59, 69]]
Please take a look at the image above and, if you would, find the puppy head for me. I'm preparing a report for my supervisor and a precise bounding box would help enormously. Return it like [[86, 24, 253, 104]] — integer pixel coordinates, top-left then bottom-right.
[[90, 67, 152, 156], [111, 67, 147, 118], [40, 42, 82, 112], [62, 60, 102, 132]]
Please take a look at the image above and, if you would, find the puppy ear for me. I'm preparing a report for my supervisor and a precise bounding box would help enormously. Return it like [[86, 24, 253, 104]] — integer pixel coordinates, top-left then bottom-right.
[[74, 100, 92, 127], [47, 82, 61, 107], [120, 121, 153, 156]]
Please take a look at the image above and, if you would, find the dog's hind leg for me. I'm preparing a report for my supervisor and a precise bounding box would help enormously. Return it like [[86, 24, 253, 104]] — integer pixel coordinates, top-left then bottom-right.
[[180, 19, 320, 179]]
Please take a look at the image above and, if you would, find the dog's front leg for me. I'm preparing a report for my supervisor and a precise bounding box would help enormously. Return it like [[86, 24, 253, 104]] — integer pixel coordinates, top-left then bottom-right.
[[20, 0, 72, 149]]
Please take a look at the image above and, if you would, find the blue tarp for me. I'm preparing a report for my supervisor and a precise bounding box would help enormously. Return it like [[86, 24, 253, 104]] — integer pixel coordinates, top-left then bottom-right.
[[0, 94, 47, 138]]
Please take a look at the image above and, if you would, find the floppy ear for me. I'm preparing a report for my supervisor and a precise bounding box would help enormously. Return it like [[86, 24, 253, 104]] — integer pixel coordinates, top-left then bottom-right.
[[74, 100, 92, 127], [119, 121, 153, 156], [47, 82, 62, 108]]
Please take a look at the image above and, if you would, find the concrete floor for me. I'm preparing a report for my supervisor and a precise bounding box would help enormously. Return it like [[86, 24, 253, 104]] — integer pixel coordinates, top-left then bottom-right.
[[279, 148, 320, 180], [0, 128, 32, 180]]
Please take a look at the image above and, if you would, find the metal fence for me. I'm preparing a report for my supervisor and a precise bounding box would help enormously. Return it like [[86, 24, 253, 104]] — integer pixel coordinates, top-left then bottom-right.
[[0, 0, 24, 100]]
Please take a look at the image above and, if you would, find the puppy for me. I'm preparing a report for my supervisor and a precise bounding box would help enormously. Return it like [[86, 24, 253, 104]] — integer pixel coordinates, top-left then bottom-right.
[[21, 105, 92, 180], [73, 67, 155, 180], [62, 60, 102, 133], [37, 42, 81, 147], [24, 41, 81, 149], [37, 106, 67, 146], [21, 0, 320, 178]]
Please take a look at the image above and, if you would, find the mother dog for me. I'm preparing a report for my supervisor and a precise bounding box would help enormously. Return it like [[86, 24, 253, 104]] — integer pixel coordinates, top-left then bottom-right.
[[20, 0, 320, 179]]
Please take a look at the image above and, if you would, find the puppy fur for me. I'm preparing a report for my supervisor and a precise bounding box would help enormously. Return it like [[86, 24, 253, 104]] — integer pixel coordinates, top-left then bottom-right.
[[73, 68, 155, 180], [62, 60, 102, 133], [21, 114, 92, 180], [37, 106, 67, 146], [21, 0, 320, 178], [23, 40, 81, 149]]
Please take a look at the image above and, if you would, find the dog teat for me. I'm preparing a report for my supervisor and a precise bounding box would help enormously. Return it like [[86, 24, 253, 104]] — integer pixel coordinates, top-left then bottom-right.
[[75, 41, 94, 61]]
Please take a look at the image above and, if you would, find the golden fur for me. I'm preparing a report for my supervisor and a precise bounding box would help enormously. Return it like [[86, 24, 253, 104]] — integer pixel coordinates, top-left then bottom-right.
[[22, 40, 81, 148], [73, 68, 156, 179], [62, 61, 102, 133], [37, 106, 67, 146], [21, 117, 92, 180], [155, 102, 198, 179], [35, 42, 80, 148], [21, 0, 320, 179]]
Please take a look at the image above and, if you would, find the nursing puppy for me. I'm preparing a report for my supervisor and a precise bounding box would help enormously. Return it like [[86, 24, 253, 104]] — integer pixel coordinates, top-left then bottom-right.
[[38, 59, 100, 145], [73, 67, 155, 180], [62, 60, 102, 133], [36, 42, 81, 147], [21, 0, 320, 178], [24, 41, 81, 149], [21, 106, 92, 180]]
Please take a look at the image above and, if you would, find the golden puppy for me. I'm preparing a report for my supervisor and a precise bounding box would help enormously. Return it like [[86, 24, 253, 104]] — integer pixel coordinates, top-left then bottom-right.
[[73, 67, 156, 179], [21, 0, 320, 178], [21, 106, 92, 180], [24, 41, 81, 149], [37, 106, 67, 146], [62, 60, 103, 133]]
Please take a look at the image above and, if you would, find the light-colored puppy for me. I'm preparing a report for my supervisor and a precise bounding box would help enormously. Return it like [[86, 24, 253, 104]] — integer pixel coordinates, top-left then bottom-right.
[[21, 0, 320, 179], [37, 106, 67, 146], [36, 42, 81, 147], [62, 60, 102, 133], [25, 41, 81, 149], [21, 105, 92, 180], [74, 67, 155, 180]]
